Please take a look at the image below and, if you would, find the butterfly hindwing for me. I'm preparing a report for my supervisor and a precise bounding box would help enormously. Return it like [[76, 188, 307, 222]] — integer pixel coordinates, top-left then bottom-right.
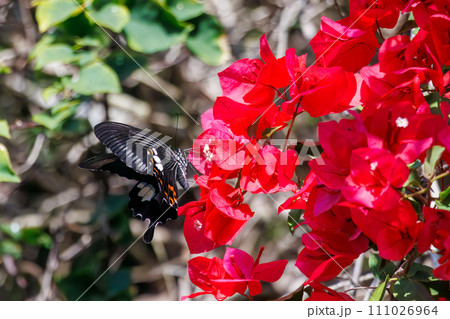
[[128, 181, 178, 243], [78, 153, 152, 182]]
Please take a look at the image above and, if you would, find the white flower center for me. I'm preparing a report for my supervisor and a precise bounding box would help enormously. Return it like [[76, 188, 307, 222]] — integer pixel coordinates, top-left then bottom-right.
[[395, 117, 409, 128], [203, 144, 213, 162], [194, 220, 202, 230]]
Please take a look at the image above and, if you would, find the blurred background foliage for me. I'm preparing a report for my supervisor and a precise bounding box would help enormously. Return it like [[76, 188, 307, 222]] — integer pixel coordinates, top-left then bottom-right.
[[0, 0, 353, 300]]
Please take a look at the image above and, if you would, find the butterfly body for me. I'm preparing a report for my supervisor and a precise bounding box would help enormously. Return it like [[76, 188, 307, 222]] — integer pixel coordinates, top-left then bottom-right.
[[79, 122, 189, 243]]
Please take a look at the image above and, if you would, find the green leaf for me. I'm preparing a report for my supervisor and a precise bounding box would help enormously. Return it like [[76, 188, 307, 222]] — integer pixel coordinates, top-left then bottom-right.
[[440, 186, 450, 202], [33, 111, 72, 131], [368, 253, 397, 281], [42, 86, 62, 103], [425, 91, 441, 111], [165, 0, 205, 21], [405, 263, 450, 299], [436, 187, 450, 211], [423, 145, 445, 180], [0, 239, 22, 259], [0, 223, 22, 240], [21, 228, 53, 249], [393, 277, 433, 300], [0, 144, 20, 183], [408, 263, 436, 281], [124, 2, 190, 54], [403, 168, 420, 187], [0, 120, 11, 138], [407, 160, 422, 170], [33, 44, 75, 69], [87, 3, 130, 33], [32, 101, 78, 131], [186, 14, 229, 66], [70, 61, 121, 95], [287, 210, 303, 234], [0, 224, 53, 249], [35, 0, 82, 33], [370, 276, 389, 301], [0, 65, 11, 74]]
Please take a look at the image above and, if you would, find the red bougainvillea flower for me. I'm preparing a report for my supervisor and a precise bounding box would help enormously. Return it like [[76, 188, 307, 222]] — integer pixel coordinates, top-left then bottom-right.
[[427, 14, 450, 66], [310, 16, 379, 73], [181, 256, 245, 301], [302, 204, 368, 253], [213, 96, 290, 139], [305, 282, 355, 301], [178, 175, 220, 253], [256, 34, 291, 91], [378, 33, 443, 88], [279, 171, 317, 213], [213, 35, 293, 139], [309, 117, 367, 190], [179, 177, 254, 254], [240, 145, 299, 194], [217, 246, 288, 297], [341, 148, 410, 211], [418, 207, 450, 280], [410, 0, 450, 29], [349, 0, 401, 30], [351, 200, 422, 261], [283, 48, 357, 117], [218, 58, 275, 107], [295, 203, 368, 283], [189, 109, 248, 175], [359, 64, 428, 113], [217, 35, 289, 108], [182, 247, 287, 300], [296, 248, 358, 284], [361, 103, 434, 164]]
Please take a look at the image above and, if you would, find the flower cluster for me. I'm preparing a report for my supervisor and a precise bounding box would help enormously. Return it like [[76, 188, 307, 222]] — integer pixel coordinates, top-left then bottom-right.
[[182, 247, 287, 300], [181, 0, 449, 300]]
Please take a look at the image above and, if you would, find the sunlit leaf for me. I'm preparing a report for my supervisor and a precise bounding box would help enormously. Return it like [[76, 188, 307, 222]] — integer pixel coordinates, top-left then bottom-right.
[[0, 144, 20, 183], [436, 187, 450, 211], [0, 120, 11, 139], [0, 239, 22, 259], [70, 61, 121, 95], [165, 0, 204, 21], [370, 276, 389, 301], [35, 0, 82, 32], [186, 14, 229, 66], [124, 2, 190, 54], [87, 3, 130, 33], [423, 145, 445, 179], [0, 65, 11, 74], [32, 101, 78, 131], [33, 44, 75, 69]]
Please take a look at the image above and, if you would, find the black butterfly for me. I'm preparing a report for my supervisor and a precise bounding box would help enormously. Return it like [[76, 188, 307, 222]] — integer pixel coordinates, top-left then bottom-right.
[[78, 121, 189, 243]]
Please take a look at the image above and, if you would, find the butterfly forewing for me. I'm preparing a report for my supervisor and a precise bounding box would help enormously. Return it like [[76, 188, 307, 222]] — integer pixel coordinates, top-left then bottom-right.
[[94, 122, 176, 176]]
